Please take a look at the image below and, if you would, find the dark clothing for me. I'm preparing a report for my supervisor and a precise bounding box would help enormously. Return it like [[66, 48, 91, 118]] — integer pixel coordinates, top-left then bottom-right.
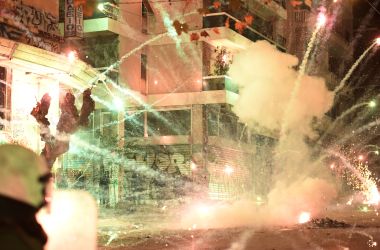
[[0, 195, 47, 250]]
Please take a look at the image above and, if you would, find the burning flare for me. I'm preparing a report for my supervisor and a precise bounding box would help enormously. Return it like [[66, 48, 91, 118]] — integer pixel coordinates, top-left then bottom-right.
[[317, 13, 327, 28], [364, 183, 380, 205], [298, 212, 311, 224]]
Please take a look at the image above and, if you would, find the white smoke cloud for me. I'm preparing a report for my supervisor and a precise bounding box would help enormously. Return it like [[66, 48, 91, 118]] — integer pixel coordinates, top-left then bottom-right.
[[229, 41, 333, 136], [180, 41, 338, 229], [180, 178, 336, 229]]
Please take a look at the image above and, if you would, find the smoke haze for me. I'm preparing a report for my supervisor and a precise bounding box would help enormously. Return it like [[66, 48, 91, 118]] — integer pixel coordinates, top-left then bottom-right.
[[181, 40, 338, 229]]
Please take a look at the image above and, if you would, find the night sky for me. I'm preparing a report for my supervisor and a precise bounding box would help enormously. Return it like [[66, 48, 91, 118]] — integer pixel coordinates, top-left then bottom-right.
[[351, 0, 380, 94], [353, 0, 380, 55]]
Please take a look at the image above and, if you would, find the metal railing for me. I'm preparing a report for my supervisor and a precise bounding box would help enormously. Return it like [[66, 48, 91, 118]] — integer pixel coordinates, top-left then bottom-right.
[[203, 12, 286, 51], [202, 75, 239, 94]]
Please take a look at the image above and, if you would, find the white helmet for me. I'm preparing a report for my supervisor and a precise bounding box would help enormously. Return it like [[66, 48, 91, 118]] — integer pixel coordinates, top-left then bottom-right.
[[0, 144, 50, 208]]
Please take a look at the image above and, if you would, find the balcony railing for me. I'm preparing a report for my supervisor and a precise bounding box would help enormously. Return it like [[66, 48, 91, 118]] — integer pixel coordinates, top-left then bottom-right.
[[202, 75, 239, 94], [203, 12, 286, 51]]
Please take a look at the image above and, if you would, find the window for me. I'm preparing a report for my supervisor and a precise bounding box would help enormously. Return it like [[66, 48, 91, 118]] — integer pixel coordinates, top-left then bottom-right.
[[148, 110, 191, 136], [101, 111, 117, 137], [207, 110, 219, 136], [124, 111, 144, 137], [219, 112, 237, 139], [141, 54, 147, 82], [142, 0, 154, 34]]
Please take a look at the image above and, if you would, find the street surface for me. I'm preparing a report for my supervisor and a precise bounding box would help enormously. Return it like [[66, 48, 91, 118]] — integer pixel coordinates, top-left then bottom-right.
[[98, 205, 380, 250]]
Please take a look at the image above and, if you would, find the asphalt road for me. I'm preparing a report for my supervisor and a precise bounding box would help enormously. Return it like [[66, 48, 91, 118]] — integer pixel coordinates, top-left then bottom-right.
[[98, 206, 380, 250]]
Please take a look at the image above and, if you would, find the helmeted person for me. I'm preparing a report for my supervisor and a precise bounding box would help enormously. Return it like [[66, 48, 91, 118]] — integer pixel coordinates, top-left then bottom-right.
[[0, 144, 51, 250]]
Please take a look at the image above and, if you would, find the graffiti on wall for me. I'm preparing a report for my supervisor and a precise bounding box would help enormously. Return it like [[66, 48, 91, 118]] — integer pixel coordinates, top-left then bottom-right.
[[9, 0, 59, 35], [0, 23, 60, 52], [0, 0, 61, 52]]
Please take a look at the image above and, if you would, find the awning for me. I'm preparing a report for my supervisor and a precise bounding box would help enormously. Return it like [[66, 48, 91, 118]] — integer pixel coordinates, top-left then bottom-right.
[[0, 37, 99, 91]]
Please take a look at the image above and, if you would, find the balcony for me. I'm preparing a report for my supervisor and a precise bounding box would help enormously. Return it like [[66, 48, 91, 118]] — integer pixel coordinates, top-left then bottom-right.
[[203, 12, 286, 51], [202, 75, 239, 94], [245, 0, 287, 20]]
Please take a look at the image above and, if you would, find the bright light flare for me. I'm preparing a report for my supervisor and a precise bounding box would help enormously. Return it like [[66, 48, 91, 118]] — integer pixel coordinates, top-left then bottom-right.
[[317, 13, 327, 28], [224, 165, 234, 175], [37, 191, 97, 250], [197, 204, 211, 216], [190, 161, 197, 171], [346, 197, 353, 205], [97, 3, 105, 12], [376, 37, 380, 46], [298, 212, 311, 224], [365, 184, 380, 205], [369, 100, 376, 108], [112, 97, 124, 111], [358, 155, 364, 161], [67, 50, 77, 63]]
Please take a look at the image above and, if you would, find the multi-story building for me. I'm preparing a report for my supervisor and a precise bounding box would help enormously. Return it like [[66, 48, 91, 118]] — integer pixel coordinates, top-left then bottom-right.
[[0, 0, 353, 206], [62, 0, 353, 206], [57, 0, 298, 206]]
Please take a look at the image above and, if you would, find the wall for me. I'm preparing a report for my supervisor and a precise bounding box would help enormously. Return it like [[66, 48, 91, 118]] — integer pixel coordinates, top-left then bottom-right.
[[21, 0, 59, 17], [148, 0, 202, 34], [118, 2, 144, 92], [0, 0, 61, 52], [147, 42, 203, 94]]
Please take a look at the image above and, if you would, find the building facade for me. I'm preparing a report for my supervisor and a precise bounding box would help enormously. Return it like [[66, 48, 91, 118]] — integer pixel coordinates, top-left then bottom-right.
[[59, 0, 290, 206], [0, 0, 353, 206]]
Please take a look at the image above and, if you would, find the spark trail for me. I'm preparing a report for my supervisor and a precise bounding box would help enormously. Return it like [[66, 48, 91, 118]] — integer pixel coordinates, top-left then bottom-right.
[[328, 150, 379, 205], [334, 41, 377, 94], [318, 102, 369, 143], [279, 13, 325, 139]]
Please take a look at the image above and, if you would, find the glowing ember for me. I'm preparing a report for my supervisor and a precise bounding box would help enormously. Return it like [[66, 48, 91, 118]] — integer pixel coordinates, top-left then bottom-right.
[[67, 50, 77, 63], [191, 161, 197, 170], [364, 183, 380, 205], [97, 3, 105, 11], [376, 37, 380, 46], [112, 97, 124, 111], [298, 212, 311, 224], [224, 165, 234, 175], [197, 204, 211, 216], [317, 13, 327, 28], [346, 197, 353, 205], [369, 100, 376, 108]]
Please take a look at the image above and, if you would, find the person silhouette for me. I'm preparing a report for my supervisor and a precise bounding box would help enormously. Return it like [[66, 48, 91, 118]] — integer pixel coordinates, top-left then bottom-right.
[[0, 144, 51, 250]]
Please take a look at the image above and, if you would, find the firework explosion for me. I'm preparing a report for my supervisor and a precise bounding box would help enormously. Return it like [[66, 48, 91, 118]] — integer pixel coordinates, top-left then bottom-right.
[[1, 1, 380, 249]]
